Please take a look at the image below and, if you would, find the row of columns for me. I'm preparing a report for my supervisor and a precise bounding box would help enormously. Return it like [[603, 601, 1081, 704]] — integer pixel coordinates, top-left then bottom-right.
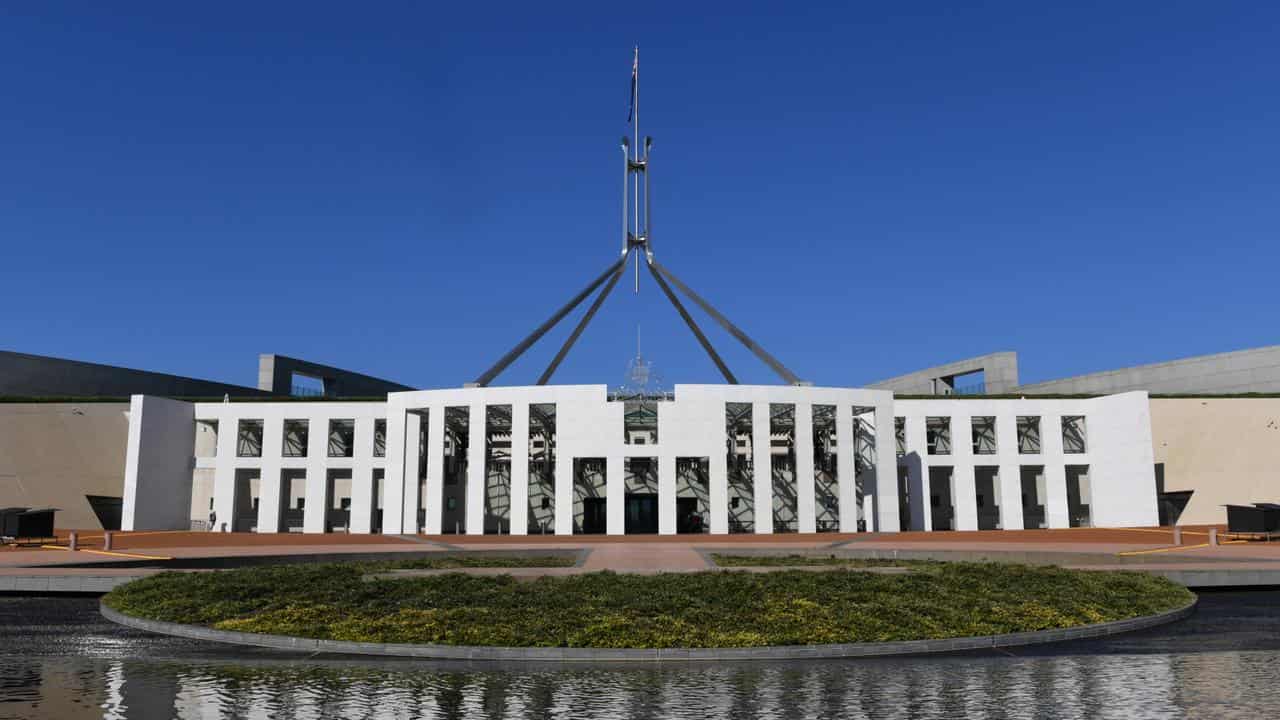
[[211, 416, 384, 535], [381, 400, 894, 536], [900, 413, 1084, 531]]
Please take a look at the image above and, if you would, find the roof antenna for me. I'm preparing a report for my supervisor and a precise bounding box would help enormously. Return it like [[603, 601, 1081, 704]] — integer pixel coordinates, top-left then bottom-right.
[[474, 47, 808, 387], [623, 46, 651, 294]]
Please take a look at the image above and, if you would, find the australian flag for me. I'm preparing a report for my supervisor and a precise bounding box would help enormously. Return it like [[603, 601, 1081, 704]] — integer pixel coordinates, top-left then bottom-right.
[[627, 47, 637, 123]]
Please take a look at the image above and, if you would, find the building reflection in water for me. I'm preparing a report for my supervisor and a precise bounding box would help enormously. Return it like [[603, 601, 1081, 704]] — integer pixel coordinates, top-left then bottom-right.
[[6, 650, 1280, 719]]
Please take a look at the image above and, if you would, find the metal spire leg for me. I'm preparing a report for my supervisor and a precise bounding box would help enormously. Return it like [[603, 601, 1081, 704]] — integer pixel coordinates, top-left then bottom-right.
[[538, 250, 631, 385], [647, 261, 738, 384], [650, 260, 805, 386], [473, 257, 627, 387]]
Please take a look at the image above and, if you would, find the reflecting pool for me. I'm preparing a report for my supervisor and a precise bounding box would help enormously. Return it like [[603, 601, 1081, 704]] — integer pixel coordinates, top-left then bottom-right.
[[2, 591, 1279, 719]]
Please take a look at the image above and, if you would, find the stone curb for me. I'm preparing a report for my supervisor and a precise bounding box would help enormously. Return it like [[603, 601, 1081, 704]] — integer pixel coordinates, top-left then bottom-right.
[[100, 596, 1196, 663], [715, 546, 1269, 567]]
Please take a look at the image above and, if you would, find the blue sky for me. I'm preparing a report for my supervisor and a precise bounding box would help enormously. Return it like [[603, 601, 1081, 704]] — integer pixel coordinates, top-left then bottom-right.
[[2, 2, 1277, 391]]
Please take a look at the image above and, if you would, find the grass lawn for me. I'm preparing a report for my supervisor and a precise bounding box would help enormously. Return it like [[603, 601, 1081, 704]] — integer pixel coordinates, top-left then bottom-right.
[[712, 554, 915, 568], [103, 561, 1192, 649], [386, 554, 576, 570]]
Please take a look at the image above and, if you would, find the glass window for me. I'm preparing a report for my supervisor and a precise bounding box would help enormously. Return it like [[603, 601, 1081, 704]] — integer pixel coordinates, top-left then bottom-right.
[[895, 417, 906, 457], [444, 407, 469, 486], [282, 419, 309, 457], [624, 400, 658, 445], [236, 419, 263, 458], [1017, 416, 1041, 454], [373, 419, 386, 458], [926, 417, 951, 455], [972, 416, 997, 455], [328, 419, 355, 458], [1062, 416, 1087, 454]]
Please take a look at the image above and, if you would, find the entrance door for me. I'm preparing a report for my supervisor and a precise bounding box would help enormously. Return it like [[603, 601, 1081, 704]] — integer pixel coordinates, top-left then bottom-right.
[[676, 496, 703, 534], [625, 493, 658, 534], [582, 497, 608, 534]]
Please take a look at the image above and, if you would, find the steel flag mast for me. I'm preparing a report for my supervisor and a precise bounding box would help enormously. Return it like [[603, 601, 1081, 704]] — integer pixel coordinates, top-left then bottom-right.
[[472, 49, 807, 388]]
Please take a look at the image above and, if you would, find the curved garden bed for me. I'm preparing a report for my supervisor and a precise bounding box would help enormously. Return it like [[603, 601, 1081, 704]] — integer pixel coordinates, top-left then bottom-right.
[[101, 561, 1194, 660]]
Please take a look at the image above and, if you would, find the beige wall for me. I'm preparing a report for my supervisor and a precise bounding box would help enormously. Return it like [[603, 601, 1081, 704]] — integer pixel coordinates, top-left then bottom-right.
[[0, 403, 130, 529], [1151, 398, 1280, 525]]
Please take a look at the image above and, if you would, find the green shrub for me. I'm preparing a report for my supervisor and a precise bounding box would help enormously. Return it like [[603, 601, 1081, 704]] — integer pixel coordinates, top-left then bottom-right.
[[104, 561, 1192, 649]]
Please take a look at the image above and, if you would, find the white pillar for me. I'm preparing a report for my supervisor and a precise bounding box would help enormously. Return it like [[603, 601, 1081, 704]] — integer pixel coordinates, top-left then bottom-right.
[[606, 455, 624, 535], [873, 399, 900, 532], [348, 416, 375, 534], [905, 415, 931, 531], [952, 416, 979, 531], [401, 412, 423, 533], [995, 412, 1024, 531], [466, 404, 486, 535], [382, 408, 406, 535], [752, 402, 772, 534], [1042, 415, 1070, 528], [256, 418, 283, 533], [709, 441, 729, 534], [795, 402, 815, 534], [509, 403, 530, 536], [659, 454, 677, 535], [424, 408, 444, 534], [211, 413, 239, 534], [303, 419, 327, 534], [835, 405, 857, 533]]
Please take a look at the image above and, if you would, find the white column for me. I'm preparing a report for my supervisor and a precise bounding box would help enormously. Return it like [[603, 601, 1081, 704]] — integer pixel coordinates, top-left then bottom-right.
[[952, 416, 979, 531], [905, 415, 931, 531], [509, 404, 530, 536], [466, 404, 486, 535], [256, 418, 283, 533], [752, 402, 772, 534], [995, 412, 1024, 531], [554, 447, 573, 535], [348, 416, 375, 534], [382, 408, 406, 534], [873, 399, 900, 532], [211, 413, 239, 534], [795, 402, 815, 534], [835, 405, 856, 533], [606, 455, 624, 535], [709, 440, 729, 534], [1042, 415, 1070, 528], [303, 419, 327, 534], [659, 454, 677, 535], [401, 412, 423, 533], [424, 408, 444, 534]]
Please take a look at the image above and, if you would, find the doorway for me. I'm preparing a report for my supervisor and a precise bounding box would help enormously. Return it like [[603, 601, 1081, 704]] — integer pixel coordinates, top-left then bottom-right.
[[928, 466, 955, 531], [676, 496, 702, 534], [574, 458, 607, 534], [626, 493, 658, 534], [581, 497, 607, 534]]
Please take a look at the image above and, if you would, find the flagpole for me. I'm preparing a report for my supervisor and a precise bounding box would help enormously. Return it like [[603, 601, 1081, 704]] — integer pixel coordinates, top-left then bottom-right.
[[633, 46, 640, 293]]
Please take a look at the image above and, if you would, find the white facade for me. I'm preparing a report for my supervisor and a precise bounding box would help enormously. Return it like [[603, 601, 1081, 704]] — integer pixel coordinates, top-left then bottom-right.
[[894, 392, 1157, 531], [121, 385, 1158, 535]]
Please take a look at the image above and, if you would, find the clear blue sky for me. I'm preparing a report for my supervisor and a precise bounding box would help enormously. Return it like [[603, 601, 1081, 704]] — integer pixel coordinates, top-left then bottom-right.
[[2, 2, 1277, 390]]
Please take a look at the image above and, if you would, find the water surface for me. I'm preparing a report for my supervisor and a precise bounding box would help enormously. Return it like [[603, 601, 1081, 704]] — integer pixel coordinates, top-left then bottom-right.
[[1, 591, 1277, 719]]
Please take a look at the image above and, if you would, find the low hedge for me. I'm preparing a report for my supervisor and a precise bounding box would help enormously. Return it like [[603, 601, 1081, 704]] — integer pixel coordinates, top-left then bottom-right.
[[712, 554, 913, 567], [385, 555, 575, 570], [102, 561, 1192, 649]]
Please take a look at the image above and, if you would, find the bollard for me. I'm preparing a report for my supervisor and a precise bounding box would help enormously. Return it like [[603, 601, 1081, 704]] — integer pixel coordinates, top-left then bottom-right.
[[103, 531, 113, 551], [1173, 526, 1182, 545], [68, 531, 78, 552], [1209, 528, 1218, 546]]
